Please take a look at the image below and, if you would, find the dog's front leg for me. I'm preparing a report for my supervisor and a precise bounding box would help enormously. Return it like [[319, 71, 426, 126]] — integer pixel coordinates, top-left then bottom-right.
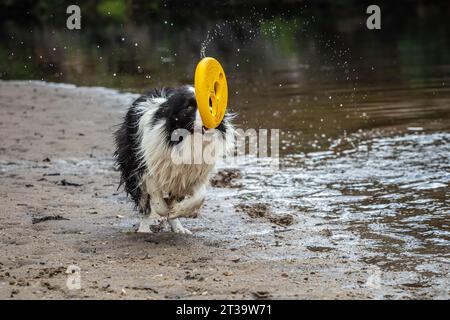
[[146, 179, 170, 217], [137, 179, 169, 233], [168, 184, 206, 219]]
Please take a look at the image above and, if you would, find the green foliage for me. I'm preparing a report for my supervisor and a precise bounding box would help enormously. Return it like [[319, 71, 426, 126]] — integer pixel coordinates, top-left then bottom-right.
[[97, 0, 127, 22], [260, 17, 300, 55]]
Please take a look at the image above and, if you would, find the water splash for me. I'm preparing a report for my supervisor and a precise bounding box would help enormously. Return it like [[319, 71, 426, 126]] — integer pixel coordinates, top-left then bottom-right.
[[198, 4, 311, 58], [199, 16, 264, 58]]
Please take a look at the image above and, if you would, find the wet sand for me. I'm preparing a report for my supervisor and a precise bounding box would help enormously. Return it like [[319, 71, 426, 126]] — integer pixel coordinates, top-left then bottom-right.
[[0, 80, 445, 299]]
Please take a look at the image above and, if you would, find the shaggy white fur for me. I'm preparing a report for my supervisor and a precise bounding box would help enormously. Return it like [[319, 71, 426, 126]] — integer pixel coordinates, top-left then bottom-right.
[[130, 86, 234, 233]]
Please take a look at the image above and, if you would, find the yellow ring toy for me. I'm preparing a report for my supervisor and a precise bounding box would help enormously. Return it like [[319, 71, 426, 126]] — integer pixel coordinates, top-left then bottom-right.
[[194, 57, 228, 129]]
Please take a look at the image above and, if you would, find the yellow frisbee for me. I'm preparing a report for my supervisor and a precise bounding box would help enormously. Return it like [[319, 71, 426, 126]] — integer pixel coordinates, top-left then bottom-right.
[[194, 57, 228, 129]]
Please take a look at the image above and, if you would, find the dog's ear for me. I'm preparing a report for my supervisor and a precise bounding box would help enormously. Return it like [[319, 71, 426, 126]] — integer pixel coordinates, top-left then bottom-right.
[[161, 90, 197, 135], [167, 89, 196, 110]]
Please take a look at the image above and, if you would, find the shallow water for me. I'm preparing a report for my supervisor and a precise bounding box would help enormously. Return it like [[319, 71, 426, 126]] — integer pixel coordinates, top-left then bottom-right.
[[232, 130, 450, 263], [1, 2, 449, 297]]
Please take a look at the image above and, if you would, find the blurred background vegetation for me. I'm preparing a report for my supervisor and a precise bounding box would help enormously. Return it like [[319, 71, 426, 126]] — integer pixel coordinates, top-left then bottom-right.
[[1, 0, 449, 89], [1, 0, 449, 152]]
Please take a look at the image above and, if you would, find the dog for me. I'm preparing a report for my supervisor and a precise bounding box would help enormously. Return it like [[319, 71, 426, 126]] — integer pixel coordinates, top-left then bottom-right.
[[114, 85, 234, 234]]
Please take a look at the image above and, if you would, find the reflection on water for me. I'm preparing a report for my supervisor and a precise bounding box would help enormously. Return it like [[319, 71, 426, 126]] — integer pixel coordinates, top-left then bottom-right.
[[1, 1, 449, 296]]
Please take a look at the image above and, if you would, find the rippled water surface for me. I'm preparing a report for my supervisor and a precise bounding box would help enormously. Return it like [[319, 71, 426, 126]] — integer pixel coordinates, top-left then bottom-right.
[[234, 130, 449, 262], [1, 1, 449, 296]]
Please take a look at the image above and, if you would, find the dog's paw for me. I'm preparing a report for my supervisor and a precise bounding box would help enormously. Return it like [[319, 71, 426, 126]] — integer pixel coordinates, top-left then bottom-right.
[[136, 217, 156, 233], [168, 203, 199, 219], [169, 218, 192, 234], [168, 211, 198, 219], [137, 228, 152, 233], [136, 224, 153, 233], [172, 224, 192, 235]]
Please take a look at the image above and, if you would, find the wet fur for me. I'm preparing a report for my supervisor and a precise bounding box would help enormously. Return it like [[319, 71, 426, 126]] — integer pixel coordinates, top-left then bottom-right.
[[114, 85, 233, 232]]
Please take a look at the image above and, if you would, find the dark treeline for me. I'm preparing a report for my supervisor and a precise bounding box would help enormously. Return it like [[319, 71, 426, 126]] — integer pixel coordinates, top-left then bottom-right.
[[2, 0, 450, 29], [1, 0, 449, 90]]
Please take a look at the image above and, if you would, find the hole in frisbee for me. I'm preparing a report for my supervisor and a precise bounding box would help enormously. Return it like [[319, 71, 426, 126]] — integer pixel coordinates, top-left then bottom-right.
[[214, 81, 221, 98], [208, 96, 213, 113]]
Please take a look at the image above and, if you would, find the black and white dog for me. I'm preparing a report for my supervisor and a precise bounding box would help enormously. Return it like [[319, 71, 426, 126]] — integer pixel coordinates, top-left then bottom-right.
[[114, 86, 234, 234]]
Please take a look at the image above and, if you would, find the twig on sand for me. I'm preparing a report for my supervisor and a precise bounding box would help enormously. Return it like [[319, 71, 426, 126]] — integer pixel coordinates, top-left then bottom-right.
[[57, 179, 83, 187], [32, 215, 69, 224]]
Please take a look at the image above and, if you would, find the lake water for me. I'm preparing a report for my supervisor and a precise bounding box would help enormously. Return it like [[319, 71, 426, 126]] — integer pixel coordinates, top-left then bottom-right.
[[1, 2, 449, 297]]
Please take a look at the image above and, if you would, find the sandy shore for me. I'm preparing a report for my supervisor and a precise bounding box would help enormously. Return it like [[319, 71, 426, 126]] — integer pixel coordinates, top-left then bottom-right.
[[0, 80, 436, 299]]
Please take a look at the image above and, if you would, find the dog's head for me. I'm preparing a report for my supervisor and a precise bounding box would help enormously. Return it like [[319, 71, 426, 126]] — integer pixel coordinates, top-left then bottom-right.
[[154, 86, 228, 145]]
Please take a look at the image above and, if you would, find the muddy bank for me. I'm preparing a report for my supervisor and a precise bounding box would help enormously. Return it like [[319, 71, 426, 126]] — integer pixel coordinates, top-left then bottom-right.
[[0, 81, 447, 299]]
